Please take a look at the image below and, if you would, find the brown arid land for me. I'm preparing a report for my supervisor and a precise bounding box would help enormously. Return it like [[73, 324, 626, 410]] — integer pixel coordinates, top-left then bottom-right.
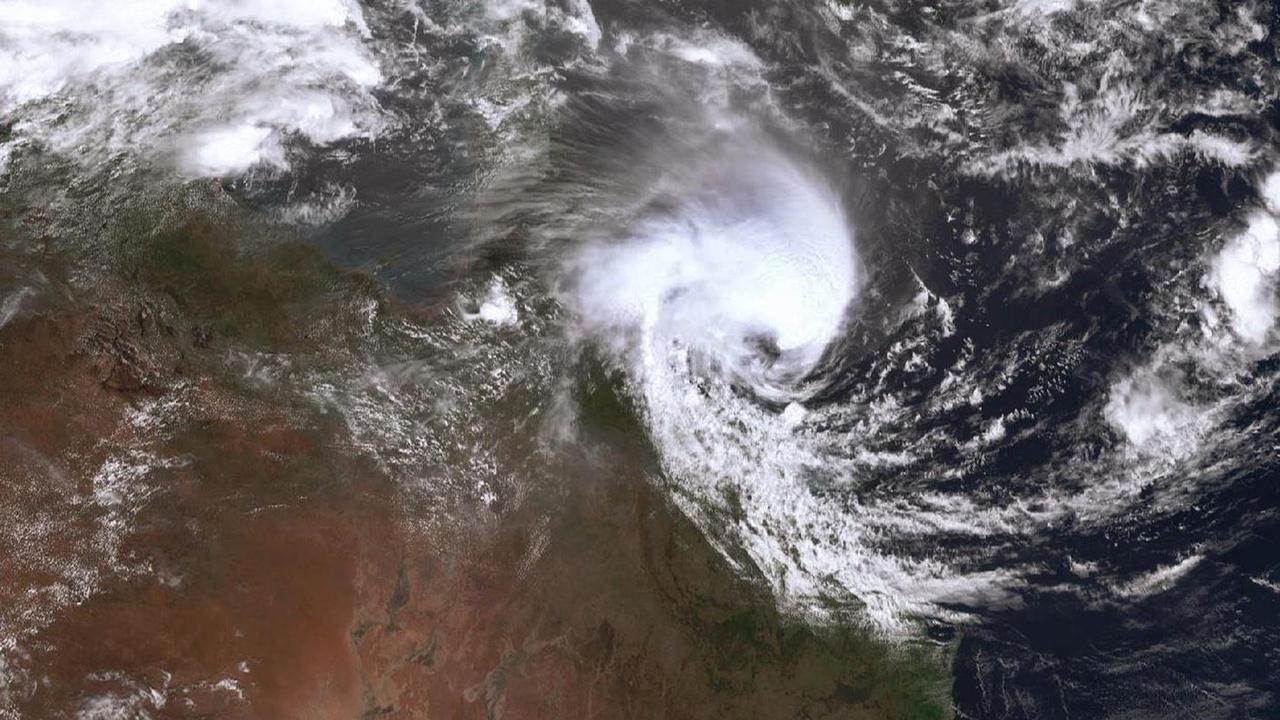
[[0, 184, 951, 720]]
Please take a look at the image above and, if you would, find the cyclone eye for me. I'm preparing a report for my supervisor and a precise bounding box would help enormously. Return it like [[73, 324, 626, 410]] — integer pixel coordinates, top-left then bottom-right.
[[744, 331, 783, 364]]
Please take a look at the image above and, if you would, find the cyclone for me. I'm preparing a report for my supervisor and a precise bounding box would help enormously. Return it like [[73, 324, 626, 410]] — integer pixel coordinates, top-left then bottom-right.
[[2, 0, 1279, 719], [570, 138, 858, 401]]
